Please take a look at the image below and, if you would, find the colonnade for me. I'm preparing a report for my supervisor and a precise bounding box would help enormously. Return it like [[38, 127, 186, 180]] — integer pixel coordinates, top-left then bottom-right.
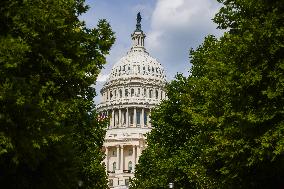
[[102, 107, 151, 128]]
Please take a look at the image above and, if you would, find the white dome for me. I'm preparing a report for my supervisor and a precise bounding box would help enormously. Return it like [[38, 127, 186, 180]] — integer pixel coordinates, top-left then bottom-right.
[[98, 21, 167, 109], [108, 49, 166, 82]]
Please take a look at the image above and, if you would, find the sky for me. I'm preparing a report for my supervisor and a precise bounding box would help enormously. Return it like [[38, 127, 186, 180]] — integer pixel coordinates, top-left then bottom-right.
[[80, 0, 224, 103]]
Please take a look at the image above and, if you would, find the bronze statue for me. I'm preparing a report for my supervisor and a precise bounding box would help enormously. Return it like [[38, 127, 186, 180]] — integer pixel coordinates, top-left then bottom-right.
[[137, 12, 142, 24], [136, 12, 142, 31]]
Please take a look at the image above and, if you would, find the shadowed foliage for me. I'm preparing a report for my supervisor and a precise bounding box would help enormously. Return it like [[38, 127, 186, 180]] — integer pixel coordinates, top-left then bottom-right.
[[0, 0, 115, 188], [131, 0, 284, 188]]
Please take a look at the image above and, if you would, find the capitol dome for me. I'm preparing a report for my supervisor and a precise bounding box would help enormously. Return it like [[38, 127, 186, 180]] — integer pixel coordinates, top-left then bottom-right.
[[108, 44, 166, 82], [98, 13, 167, 189], [98, 19, 167, 108]]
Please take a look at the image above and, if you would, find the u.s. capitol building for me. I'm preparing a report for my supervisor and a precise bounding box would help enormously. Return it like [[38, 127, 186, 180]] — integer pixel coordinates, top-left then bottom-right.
[[97, 13, 167, 188]]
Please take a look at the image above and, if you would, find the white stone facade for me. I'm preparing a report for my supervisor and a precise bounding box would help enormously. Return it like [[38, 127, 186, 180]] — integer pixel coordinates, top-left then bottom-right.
[[97, 15, 167, 189]]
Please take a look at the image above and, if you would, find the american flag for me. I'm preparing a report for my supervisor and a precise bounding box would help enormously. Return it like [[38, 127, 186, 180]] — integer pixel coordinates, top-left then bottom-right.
[[97, 113, 108, 121]]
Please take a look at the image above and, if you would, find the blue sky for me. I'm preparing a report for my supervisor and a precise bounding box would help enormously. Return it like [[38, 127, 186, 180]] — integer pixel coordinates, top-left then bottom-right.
[[80, 0, 223, 103]]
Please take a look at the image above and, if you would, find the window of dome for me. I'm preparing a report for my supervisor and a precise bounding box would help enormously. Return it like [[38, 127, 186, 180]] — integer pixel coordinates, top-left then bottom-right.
[[138, 88, 140, 96], [144, 88, 146, 97], [149, 90, 152, 98], [125, 89, 128, 97], [131, 88, 134, 97], [119, 89, 122, 98], [110, 91, 113, 99], [156, 90, 158, 99]]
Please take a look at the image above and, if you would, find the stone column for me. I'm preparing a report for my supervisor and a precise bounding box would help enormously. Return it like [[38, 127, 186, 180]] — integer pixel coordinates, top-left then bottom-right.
[[116, 146, 120, 171], [115, 110, 118, 127], [126, 107, 129, 127], [112, 110, 114, 128], [141, 108, 144, 127], [134, 107, 137, 127], [119, 108, 122, 127], [120, 145, 124, 170]]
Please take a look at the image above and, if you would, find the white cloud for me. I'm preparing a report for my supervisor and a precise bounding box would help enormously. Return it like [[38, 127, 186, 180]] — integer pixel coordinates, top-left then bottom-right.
[[151, 0, 219, 30], [97, 73, 109, 82], [146, 0, 223, 79]]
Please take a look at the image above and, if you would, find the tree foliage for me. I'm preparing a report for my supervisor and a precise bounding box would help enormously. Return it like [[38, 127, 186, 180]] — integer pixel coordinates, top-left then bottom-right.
[[131, 0, 284, 188], [0, 0, 115, 188]]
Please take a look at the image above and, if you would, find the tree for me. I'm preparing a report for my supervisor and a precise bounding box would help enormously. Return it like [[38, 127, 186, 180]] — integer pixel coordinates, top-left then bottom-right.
[[0, 0, 115, 188], [131, 0, 284, 188]]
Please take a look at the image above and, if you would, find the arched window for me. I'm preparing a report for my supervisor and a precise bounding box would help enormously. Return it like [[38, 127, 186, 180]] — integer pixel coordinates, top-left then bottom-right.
[[138, 88, 140, 96], [125, 89, 128, 97], [114, 90, 117, 98], [149, 90, 153, 98], [128, 161, 132, 171], [144, 88, 147, 97], [110, 91, 113, 100], [113, 162, 116, 172]]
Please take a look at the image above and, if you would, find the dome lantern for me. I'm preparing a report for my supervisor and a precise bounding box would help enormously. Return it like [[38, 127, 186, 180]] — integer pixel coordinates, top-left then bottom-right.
[[131, 12, 146, 52]]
